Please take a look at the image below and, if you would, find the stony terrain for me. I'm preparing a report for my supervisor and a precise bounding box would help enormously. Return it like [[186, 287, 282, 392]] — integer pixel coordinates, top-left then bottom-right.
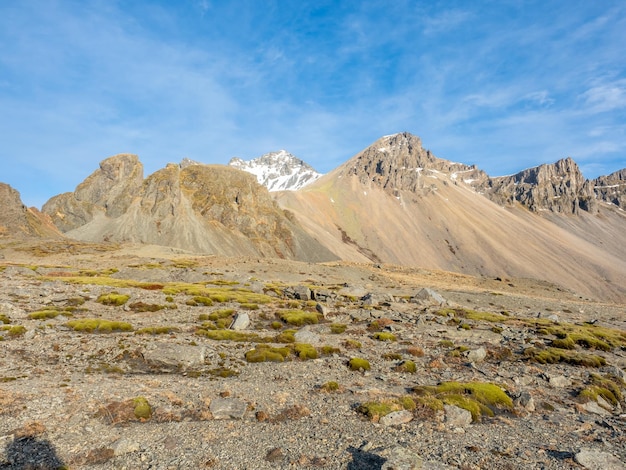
[[0, 238, 625, 469]]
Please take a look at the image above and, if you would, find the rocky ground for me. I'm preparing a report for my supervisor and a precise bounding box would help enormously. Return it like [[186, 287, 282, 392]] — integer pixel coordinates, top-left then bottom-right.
[[0, 238, 625, 470]]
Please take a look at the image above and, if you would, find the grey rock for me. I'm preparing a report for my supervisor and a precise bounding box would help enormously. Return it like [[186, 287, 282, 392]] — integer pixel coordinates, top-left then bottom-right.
[[444, 404, 472, 427], [581, 401, 612, 416], [315, 302, 329, 318], [465, 347, 487, 363], [143, 343, 207, 370], [575, 448, 624, 470], [113, 438, 141, 456], [361, 293, 379, 305], [381, 446, 423, 469], [294, 326, 321, 345], [514, 391, 535, 412], [380, 410, 413, 426], [210, 398, 247, 420], [548, 375, 571, 388], [412, 288, 445, 305], [229, 312, 250, 330]]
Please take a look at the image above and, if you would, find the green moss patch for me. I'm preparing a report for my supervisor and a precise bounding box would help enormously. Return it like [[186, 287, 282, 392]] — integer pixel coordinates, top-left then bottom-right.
[[357, 395, 416, 421], [435, 308, 508, 323], [578, 373, 624, 406], [276, 309, 319, 326], [134, 326, 180, 335], [133, 396, 152, 420], [128, 302, 165, 312], [0, 313, 10, 324], [245, 345, 291, 363], [412, 381, 513, 422], [66, 319, 133, 333], [292, 343, 318, 360], [372, 332, 397, 342], [348, 357, 371, 371], [28, 307, 74, 320], [97, 293, 130, 306], [524, 347, 606, 367], [1, 325, 27, 337], [330, 323, 347, 334], [195, 329, 261, 342]]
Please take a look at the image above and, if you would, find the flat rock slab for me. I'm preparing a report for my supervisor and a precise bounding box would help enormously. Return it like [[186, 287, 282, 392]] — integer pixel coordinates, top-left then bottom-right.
[[380, 410, 413, 426], [575, 448, 624, 470], [143, 343, 207, 370], [210, 398, 247, 420]]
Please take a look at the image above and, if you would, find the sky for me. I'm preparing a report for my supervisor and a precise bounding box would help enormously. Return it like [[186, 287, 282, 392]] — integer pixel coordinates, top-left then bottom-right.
[[1, 1, 625, 208]]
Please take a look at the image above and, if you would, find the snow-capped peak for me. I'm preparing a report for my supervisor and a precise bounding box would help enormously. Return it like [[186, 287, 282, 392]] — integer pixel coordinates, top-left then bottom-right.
[[228, 150, 322, 191]]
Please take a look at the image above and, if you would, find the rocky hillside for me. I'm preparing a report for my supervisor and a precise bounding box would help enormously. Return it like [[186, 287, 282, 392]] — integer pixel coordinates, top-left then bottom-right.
[[276, 133, 626, 302], [474, 157, 597, 215], [0, 240, 624, 469], [229, 150, 322, 191], [41, 155, 336, 262], [0, 183, 60, 238]]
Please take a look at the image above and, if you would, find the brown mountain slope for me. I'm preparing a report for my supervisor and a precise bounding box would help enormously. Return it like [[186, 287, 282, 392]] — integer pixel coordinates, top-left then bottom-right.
[[0, 183, 61, 238], [43, 157, 336, 262], [276, 133, 626, 302]]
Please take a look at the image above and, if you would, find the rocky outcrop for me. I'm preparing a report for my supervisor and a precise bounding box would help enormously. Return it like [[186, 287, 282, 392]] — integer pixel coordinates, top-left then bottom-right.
[[42, 154, 144, 232], [42, 156, 336, 261], [340, 132, 488, 195], [476, 157, 598, 215], [229, 150, 322, 191], [0, 183, 61, 238], [592, 168, 626, 210]]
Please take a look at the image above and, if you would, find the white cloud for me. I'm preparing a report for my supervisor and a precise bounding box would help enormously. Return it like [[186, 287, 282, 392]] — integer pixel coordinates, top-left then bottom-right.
[[581, 79, 626, 113]]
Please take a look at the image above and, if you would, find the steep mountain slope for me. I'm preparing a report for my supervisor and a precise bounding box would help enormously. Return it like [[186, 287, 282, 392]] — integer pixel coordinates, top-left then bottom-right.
[[0, 183, 61, 238], [229, 150, 322, 191], [42, 156, 336, 261], [276, 133, 626, 301]]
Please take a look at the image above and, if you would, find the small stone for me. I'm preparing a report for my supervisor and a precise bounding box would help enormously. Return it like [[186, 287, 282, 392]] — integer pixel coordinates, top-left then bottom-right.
[[315, 303, 329, 317], [112, 438, 141, 456], [465, 347, 487, 363], [514, 391, 535, 412], [380, 410, 413, 426], [294, 326, 321, 345], [412, 288, 446, 305], [265, 447, 284, 463], [209, 398, 247, 420], [229, 313, 250, 330], [143, 343, 207, 370], [381, 446, 423, 469], [548, 375, 571, 388], [581, 401, 611, 416], [444, 404, 472, 427], [575, 448, 624, 470]]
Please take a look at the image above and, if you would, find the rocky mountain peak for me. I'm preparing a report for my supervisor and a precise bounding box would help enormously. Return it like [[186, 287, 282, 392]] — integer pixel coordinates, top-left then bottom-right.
[[592, 168, 626, 210], [228, 150, 322, 191], [42, 154, 144, 232], [478, 157, 597, 215], [341, 132, 488, 193], [0, 183, 60, 238]]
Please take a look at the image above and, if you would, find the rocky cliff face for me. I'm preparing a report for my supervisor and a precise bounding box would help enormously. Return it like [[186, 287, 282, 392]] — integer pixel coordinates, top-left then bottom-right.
[[474, 157, 598, 215], [0, 183, 60, 238], [42, 154, 144, 232], [42, 156, 335, 261], [340, 132, 488, 195], [592, 168, 626, 210], [229, 150, 322, 191]]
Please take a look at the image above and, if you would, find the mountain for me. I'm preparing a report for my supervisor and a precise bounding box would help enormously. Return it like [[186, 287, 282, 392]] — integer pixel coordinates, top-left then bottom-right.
[[0, 183, 61, 238], [41, 155, 336, 261], [473, 157, 597, 215], [275, 132, 626, 301], [229, 150, 322, 191], [592, 168, 626, 210]]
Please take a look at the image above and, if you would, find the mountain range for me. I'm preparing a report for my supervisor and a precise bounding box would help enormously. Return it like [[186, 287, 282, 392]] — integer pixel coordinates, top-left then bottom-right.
[[1, 132, 625, 301]]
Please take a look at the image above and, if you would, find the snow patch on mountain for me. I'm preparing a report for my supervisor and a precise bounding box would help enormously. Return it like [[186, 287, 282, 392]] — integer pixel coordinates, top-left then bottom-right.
[[229, 150, 322, 191]]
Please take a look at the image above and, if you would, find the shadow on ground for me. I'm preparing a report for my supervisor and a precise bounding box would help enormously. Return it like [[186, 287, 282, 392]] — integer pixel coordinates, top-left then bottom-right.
[[347, 445, 386, 469], [0, 436, 66, 470]]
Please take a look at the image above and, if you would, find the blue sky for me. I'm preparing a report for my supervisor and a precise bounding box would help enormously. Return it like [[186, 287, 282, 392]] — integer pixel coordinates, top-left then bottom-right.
[[1, 0, 625, 208]]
